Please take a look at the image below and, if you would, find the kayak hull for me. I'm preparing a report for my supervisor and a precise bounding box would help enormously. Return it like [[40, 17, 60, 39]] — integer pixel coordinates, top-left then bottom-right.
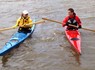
[[0, 24, 36, 56], [65, 29, 81, 54]]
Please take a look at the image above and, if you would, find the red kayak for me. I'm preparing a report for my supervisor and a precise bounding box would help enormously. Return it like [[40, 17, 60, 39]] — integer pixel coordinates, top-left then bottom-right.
[[65, 29, 81, 54]]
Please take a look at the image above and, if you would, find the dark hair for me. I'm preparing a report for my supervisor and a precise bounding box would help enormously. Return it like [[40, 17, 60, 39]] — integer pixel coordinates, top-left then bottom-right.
[[68, 8, 76, 17]]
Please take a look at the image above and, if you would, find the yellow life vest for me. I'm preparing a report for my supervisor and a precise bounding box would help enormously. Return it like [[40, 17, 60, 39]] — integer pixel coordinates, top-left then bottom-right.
[[18, 17, 29, 26], [13, 16, 33, 28]]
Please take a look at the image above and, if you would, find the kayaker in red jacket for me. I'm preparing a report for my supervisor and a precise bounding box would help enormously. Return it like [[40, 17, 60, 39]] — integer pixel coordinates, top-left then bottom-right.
[[62, 8, 82, 30]]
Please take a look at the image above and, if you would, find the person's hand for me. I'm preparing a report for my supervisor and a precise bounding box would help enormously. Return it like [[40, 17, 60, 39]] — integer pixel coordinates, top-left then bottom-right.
[[20, 25, 25, 27], [23, 24, 32, 28], [12, 26, 17, 29], [78, 25, 82, 29], [66, 22, 70, 26]]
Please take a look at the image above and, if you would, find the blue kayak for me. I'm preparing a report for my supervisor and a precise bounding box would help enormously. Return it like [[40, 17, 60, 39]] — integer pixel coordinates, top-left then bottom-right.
[[0, 23, 36, 56]]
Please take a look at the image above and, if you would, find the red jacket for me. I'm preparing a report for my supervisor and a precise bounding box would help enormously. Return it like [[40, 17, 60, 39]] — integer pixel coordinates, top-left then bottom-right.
[[62, 15, 82, 27]]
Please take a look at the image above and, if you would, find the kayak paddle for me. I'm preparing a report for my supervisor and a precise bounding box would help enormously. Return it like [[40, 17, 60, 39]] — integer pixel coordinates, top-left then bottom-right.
[[42, 18, 95, 32], [0, 20, 45, 32], [0, 27, 14, 32]]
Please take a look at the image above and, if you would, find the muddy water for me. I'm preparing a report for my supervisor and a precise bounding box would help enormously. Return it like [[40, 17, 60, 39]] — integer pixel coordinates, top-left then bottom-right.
[[0, 0, 95, 70]]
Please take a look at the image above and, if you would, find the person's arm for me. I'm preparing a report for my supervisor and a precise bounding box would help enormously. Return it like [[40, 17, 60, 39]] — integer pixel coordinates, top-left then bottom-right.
[[25, 18, 33, 27], [12, 18, 20, 28], [29, 18, 33, 26], [62, 16, 69, 27], [76, 16, 82, 28]]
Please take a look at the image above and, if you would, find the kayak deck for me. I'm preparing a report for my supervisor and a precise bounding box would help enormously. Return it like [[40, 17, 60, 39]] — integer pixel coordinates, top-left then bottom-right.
[[0, 24, 35, 56], [65, 30, 81, 54]]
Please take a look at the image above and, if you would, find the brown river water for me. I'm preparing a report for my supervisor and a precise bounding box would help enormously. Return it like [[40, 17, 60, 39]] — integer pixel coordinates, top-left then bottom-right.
[[0, 0, 95, 70]]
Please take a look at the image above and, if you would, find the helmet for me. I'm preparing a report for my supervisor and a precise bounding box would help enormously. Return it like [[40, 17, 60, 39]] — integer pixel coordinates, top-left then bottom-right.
[[22, 10, 29, 14]]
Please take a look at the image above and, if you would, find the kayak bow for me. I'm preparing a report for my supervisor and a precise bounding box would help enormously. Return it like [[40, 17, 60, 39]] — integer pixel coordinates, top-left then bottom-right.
[[65, 29, 81, 54]]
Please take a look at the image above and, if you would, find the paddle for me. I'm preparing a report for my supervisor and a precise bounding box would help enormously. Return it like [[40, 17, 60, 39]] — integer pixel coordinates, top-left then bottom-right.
[[42, 18, 95, 32], [0, 27, 14, 32], [0, 20, 45, 32], [25, 20, 45, 26]]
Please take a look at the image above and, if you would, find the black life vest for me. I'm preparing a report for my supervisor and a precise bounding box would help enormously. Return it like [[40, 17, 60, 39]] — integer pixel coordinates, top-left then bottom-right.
[[67, 16, 78, 26]]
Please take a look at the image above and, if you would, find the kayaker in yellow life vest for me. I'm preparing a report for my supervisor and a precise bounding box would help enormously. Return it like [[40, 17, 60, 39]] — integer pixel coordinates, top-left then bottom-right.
[[13, 10, 33, 32]]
